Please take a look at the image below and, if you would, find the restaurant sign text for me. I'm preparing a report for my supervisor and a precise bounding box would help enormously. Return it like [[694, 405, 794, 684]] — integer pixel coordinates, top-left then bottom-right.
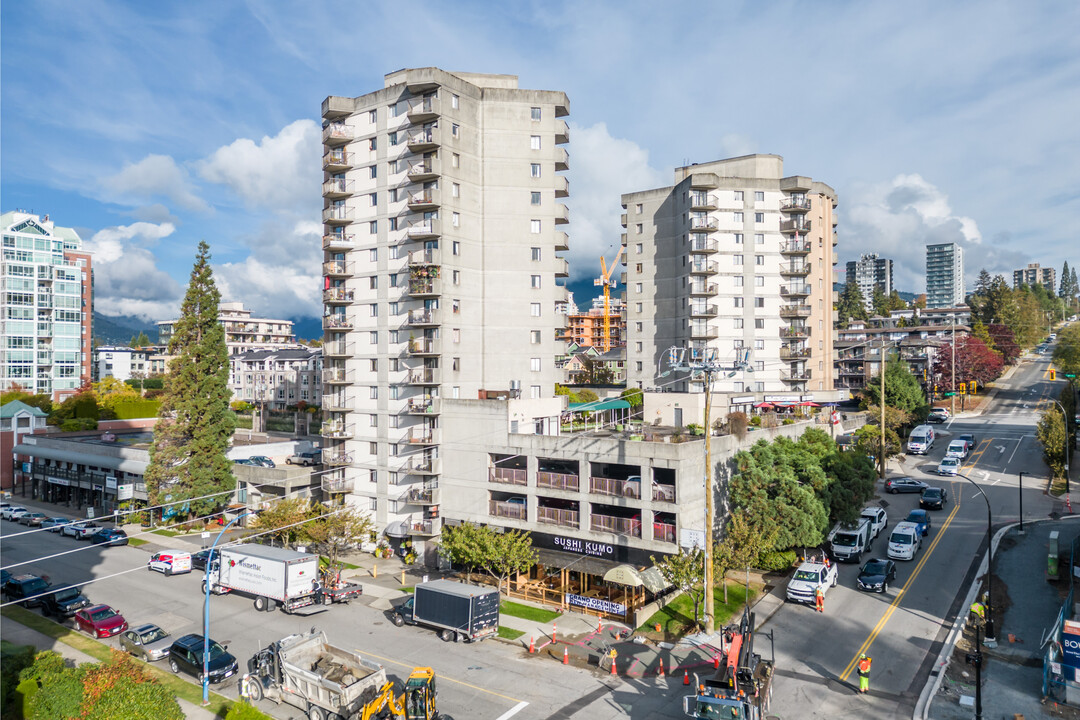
[[553, 536, 615, 559]]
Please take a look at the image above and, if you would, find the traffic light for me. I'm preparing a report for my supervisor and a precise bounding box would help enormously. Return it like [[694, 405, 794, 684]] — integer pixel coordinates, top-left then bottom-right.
[[1050, 369, 1057, 381], [959, 382, 967, 395], [970, 380, 977, 395]]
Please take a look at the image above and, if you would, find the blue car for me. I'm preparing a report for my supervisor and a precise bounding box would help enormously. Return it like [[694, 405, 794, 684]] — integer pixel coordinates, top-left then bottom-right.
[[90, 528, 129, 546], [905, 509, 932, 537]]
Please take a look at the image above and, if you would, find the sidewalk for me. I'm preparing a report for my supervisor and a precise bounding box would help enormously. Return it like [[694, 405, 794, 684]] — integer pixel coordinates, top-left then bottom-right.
[[1, 615, 220, 720]]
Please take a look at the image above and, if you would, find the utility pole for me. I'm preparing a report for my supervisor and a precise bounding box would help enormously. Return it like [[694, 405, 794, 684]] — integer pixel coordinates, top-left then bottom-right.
[[880, 340, 887, 480], [951, 315, 957, 419], [1018, 471, 1025, 534]]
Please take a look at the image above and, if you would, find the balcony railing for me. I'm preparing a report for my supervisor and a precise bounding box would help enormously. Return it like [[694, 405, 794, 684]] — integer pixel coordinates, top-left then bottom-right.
[[589, 476, 640, 498], [690, 238, 718, 253], [555, 146, 569, 171], [323, 206, 353, 223], [321, 476, 354, 494], [780, 240, 812, 254], [322, 341, 353, 358], [322, 451, 353, 467], [409, 249, 440, 266], [779, 304, 812, 318], [323, 288, 354, 304], [408, 337, 439, 354], [409, 519, 440, 536], [690, 261, 718, 275], [490, 467, 527, 486], [779, 262, 811, 275], [407, 96, 439, 121], [405, 397, 439, 415], [407, 308, 438, 326], [690, 282, 718, 296], [321, 421, 354, 439], [322, 123, 352, 145], [780, 285, 811, 297], [402, 456, 439, 474], [690, 325, 719, 340], [690, 193, 717, 210], [653, 522, 676, 544], [780, 326, 809, 338], [554, 174, 569, 198], [781, 197, 812, 212], [780, 347, 811, 360], [690, 304, 718, 318], [689, 217, 719, 232], [321, 394, 353, 411], [322, 368, 354, 384], [322, 151, 352, 170], [780, 219, 812, 235], [652, 484, 676, 503], [323, 261, 353, 276], [407, 130, 439, 150], [489, 500, 527, 520], [323, 314, 353, 330], [590, 514, 642, 538], [323, 233, 355, 250], [406, 368, 439, 384], [402, 485, 440, 505], [555, 118, 570, 145], [407, 428, 438, 444], [408, 192, 439, 208], [536, 471, 579, 492], [405, 220, 440, 238], [781, 370, 812, 381], [407, 160, 439, 180], [537, 507, 579, 529], [408, 279, 440, 296], [322, 178, 354, 197]]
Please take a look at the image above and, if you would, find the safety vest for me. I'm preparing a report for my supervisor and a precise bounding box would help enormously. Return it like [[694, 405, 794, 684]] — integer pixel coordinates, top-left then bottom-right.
[[970, 602, 985, 619], [858, 657, 871, 675], [816, 586, 824, 597]]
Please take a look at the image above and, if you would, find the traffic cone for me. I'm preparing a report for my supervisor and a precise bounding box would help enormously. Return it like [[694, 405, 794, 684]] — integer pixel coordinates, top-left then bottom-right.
[[713, 655, 720, 670], [563, 646, 569, 665], [598, 619, 603, 633], [610, 657, 617, 676], [658, 658, 665, 677], [529, 636, 535, 654], [683, 670, 690, 686], [552, 623, 557, 644]]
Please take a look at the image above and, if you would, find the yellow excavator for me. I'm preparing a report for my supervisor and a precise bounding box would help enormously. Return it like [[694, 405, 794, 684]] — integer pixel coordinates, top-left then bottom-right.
[[359, 667, 449, 720]]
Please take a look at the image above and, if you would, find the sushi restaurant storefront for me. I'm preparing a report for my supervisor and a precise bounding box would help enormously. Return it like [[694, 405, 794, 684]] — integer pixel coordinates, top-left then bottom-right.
[[507, 530, 675, 624]]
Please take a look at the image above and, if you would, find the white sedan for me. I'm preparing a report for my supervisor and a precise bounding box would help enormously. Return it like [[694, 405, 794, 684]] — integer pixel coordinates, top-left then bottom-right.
[[937, 457, 961, 476]]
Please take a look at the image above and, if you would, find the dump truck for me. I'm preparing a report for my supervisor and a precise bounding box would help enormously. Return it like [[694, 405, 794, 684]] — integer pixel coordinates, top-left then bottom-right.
[[203, 544, 323, 614], [683, 611, 774, 720], [244, 629, 387, 719], [391, 579, 499, 643]]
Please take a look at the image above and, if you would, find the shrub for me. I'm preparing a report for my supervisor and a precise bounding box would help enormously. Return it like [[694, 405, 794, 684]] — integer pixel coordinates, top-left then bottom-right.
[[687, 423, 703, 436], [112, 399, 162, 419], [750, 415, 762, 427], [726, 412, 749, 440], [60, 418, 98, 432], [782, 418, 795, 425], [756, 550, 798, 572], [225, 700, 275, 720]]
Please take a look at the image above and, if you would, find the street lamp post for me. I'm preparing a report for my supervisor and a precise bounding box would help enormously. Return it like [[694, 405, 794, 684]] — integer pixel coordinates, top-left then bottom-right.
[[1018, 472, 1025, 535], [202, 511, 254, 704], [956, 472, 996, 643]]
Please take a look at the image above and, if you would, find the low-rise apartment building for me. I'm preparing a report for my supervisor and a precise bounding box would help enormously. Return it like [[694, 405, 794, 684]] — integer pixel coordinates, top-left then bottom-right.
[[229, 347, 323, 409]]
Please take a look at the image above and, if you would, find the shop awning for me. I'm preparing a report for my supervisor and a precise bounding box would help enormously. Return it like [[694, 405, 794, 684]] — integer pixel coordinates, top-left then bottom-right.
[[603, 564, 645, 587], [568, 399, 632, 412], [640, 566, 671, 594], [536, 548, 623, 577]]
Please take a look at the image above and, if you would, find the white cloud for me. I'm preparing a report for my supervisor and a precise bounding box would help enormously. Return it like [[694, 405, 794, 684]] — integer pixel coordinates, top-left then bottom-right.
[[101, 155, 208, 212], [84, 222, 184, 319], [198, 119, 321, 211]]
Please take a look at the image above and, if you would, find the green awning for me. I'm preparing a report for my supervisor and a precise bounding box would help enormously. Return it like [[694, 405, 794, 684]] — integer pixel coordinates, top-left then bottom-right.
[[567, 399, 631, 412]]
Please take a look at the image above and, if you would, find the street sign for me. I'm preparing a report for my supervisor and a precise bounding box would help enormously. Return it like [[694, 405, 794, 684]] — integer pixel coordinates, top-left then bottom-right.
[[943, 392, 956, 397]]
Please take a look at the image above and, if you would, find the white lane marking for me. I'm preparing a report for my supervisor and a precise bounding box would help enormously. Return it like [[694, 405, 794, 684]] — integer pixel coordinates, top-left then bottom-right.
[[1007, 438, 1024, 467], [494, 702, 530, 720], [996, 445, 1006, 454]]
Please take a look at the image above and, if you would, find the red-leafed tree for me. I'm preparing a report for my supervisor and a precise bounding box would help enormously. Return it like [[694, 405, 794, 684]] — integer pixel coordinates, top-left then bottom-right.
[[933, 336, 1005, 388], [987, 323, 1021, 365]]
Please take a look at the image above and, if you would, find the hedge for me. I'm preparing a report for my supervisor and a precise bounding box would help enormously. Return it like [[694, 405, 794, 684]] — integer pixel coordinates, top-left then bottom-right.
[[112, 400, 162, 419]]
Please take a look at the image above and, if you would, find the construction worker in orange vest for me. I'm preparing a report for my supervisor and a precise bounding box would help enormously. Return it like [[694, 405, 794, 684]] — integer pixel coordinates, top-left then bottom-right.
[[815, 584, 824, 613], [858, 654, 872, 693]]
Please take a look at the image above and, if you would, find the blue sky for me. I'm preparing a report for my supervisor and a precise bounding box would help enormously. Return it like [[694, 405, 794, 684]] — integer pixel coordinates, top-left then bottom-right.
[[3, 0, 1078, 321]]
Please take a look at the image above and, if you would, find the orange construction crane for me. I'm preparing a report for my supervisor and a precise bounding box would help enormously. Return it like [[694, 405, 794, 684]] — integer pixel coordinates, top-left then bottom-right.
[[594, 246, 624, 352]]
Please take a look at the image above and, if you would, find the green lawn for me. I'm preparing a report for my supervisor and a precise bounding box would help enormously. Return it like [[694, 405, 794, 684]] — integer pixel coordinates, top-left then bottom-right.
[[150, 528, 179, 537], [638, 583, 759, 636], [399, 587, 415, 594], [497, 626, 526, 640], [127, 537, 149, 547], [499, 600, 561, 623], [1, 606, 233, 716]]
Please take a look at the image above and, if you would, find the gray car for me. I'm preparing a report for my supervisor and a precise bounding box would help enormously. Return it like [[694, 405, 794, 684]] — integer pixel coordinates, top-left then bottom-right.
[[119, 623, 172, 662]]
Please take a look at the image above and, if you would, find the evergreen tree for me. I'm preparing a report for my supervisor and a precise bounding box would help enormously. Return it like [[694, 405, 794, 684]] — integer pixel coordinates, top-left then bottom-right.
[[870, 287, 889, 317], [886, 290, 908, 312], [145, 242, 235, 517], [130, 331, 151, 348], [975, 268, 993, 296], [1072, 267, 1079, 306], [1061, 262, 1071, 301], [836, 281, 869, 328]]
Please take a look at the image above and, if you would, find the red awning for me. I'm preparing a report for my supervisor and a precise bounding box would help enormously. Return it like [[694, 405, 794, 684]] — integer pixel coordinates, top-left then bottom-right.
[[753, 402, 774, 409]]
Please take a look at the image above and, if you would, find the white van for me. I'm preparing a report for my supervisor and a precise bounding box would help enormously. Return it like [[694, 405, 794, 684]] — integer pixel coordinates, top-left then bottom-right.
[[829, 518, 872, 562], [147, 550, 192, 576], [887, 522, 922, 561], [906, 425, 935, 455]]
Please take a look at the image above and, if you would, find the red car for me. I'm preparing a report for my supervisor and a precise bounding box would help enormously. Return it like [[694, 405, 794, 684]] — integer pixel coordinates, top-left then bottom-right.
[[74, 604, 128, 638]]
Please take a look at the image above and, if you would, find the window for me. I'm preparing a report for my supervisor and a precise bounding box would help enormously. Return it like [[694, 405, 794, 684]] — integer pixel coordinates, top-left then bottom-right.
[[530, 303, 541, 317], [451, 93, 459, 109], [635, 243, 643, 253], [734, 318, 744, 329], [531, 275, 542, 289], [755, 275, 764, 287], [531, 247, 541, 261], [369, 109, 377, 123], [530, 358, 541, 372], [635, 341, 643, 351], [370, 413, 378, 427], [530, 220, 541, 234], [388, 131, 398, 146], [452, 270, 460, 285], [754, 381, 765, 392], [369, 192, 377, 207], [369, 137, 377, 151], [531, 191, 541, 205], [635, 282, 643, 293], [452, 212, 460, 228], [389, 273, 398, 287], [530, 330, 541, 344], [369, 165, 377, 179], [530, 385, 541, 399], [530, 163, 541, 178], [452, 241, 460, 255], [734, 233, 743, 244], [733, 340, 744, 348], [755, 318, 764, 329], [451, 123, 460, 138], [635, 302, 643, 312], [369, 220, 378, 234], [530, 135, 541, 150], [755, 255, 764, 266], [388, 217, 398, 231], [369, 248, 378, 261], [452, 358, 460, 371], [452, 153, 460, 168], [452, 299, 460, 313], [754, 339, 765, 350], [635, 361, 643, 371], [452, 328, 460, 342], [754, 297, 765, 307], [635, 322, 643, 331], [369, 442, 378, 454], [734, 254, 744, 266], [636, 223, 643, 234], [636, 203, 643, 213], [755, 361, 765, 372], [754, 213, 764, 223], [734, 191, 744, 201], [452, 183, 460, 198], [755, 191, 764, 202], [756, 233, 764, 244], [531, 106, 541, 121], [733, 382, 743, 393], [389, 301, 398, 314], [370, 304, 379, 317], [734, 212, 743, 222], [369, 276, 378, 289], [370, 386, 379, 399], [734, 277, 744, 287], [389, 330, 399, 343]]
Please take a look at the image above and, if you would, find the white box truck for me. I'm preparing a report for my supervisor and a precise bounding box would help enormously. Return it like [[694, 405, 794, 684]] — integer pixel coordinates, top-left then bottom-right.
[[204, 544, 322, 614]]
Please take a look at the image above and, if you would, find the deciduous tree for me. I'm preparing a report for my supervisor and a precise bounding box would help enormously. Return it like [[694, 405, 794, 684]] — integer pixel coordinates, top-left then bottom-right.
[[250, 497, 314, 548], [652, 547, 705, 629], [714, 514, 775, 604], [1037, 407, 1068, 481], [862, 352, 929, 420], [304, 503, 375, 566], [932, 336, 1004, 389]]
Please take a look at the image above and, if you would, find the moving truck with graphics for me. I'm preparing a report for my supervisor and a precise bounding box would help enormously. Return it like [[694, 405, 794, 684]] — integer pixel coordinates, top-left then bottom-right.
[[391, 579, 499, 642], [203, 544, 322, 614]]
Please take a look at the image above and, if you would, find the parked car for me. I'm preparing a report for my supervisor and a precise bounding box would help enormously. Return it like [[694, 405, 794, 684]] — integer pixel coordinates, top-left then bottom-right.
[[167, 634, 239, 684], [191, 549, 217, 571], [40, 585, 91, 618], [286, 451, 321, 466], [1, 506, 28, 521], [857, 558, 898, 593], [860, 507, 888, 540], [905, 509, 932, 537], [41, 517, 71, 532], [920, 487, 949, 510], [937, 457, 961, 476], [248, 456, 276, 468], [147, 550, 192, 576], [120, 624, 173, 662], [19, 512, 47, 526], [887, 522, 923, 561], [884, 477, 929, 494], [2, 574, 51, 608], [91, 528, 129, 546], [74, 604, 128, 638], [234, 458, 260, 466], [958, 434, 977, 452], [927, 409, 949, 423], [945, 440, 969, 459]]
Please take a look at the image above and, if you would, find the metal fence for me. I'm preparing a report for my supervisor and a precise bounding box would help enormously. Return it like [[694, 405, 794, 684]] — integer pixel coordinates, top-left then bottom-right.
[[1043, 531, 1079, 700]]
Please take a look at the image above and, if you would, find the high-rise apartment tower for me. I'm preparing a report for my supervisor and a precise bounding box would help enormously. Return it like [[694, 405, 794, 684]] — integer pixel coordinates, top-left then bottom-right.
[[845, 253, 893, 311], [925, 242, 965, 308]]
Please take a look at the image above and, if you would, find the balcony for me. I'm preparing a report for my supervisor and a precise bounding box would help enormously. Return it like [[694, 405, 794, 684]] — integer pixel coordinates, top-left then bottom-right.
[[322, 151, 352, 172], [781, 370, 812, 382], [780, 326, 809, 339], [555, 258, 569, 278], [690, 238, 718, 254], [555, 231, 569, 251], [407, 96, 439, 123], [321, 122, 353, 146], [406, 368, 439, 385], [689, 217, 719, 232], [323, 451, 354, 467], [489, 500, 528, 521], [620, 212, 628, 228], [536, 471, 579, 492], [407, 308, 439, 327], [652, 484, 676, 503], [407, 158, 440, 182], [322, 367, 354, 384], [781, 197, 812, 212], [780, 285, 810, 298], [408, 337, 440, 355], [321, 420, 354, 440], [323, 206, 354, 224], [780, 219, 812, 235], [321, 394, 353, 412], [590, 514, 642, 538], [323, 178, 354, 198], [690, 303, 718, 318], [321, 476, 354, 494], [554, 147, 569, 171], [407, 427, 438, 445], [690, 325, 719, 340], [401, 485, 440, 506], [554, 204, 569, 225], [409, 248, 441, 266], [779, 262, 811, 276], [689, 282, 717, 296], [407, 129, 439, 152], [401, 455, 439, 475], [322, 233, 355, 251], [322, 96, 352, 119], [779, 304, 812, 318], [555, 118, 570, 145], [407, 279, 441, 297], [553, 173, 570, 199], [322, 341, 353, 358], [322, 314, 353, 331], [779, 347, 811, 360], [490, 467, 527, 486], [653, 522, 676, 544], [537, 507, 579, 529], [409, 518, 441, 537], [691, 193, 718, 211], [407, 191, 439, 211], [690, 261, 718, 276], [323, 288, 354, 305], [405, 397, 439, 415], [589, 476, 641, 499], [405, 219, 441, 239], [780, 240, 812, 255]]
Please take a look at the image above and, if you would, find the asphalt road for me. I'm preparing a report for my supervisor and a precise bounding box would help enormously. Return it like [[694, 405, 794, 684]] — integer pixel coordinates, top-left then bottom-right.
[[765, 347, 1065, 720]]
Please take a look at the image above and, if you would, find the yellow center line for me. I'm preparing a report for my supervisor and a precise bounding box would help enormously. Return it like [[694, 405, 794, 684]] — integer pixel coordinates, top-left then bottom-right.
[[358, 648, 525, 704]]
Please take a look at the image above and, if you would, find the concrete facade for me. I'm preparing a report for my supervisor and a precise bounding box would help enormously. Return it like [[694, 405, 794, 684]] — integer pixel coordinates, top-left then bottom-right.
[[91, 346, 151, 382], [1012, 262, 1056, 293], [229, 347, 323, 409], [621, 155, 838, 395], [319, 68, 570, 542], [1, 211, 93, 399], [157, 301, 297, 356], [926, 242, 965, 308], [845, 253, 894, 310]]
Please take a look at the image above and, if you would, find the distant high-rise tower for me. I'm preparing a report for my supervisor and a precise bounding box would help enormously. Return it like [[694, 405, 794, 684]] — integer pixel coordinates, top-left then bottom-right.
[[845, 253, 893, 311], [925, 242, 965, 308], [1, 211, 93, 400], [1012, 263, 1056, 293]]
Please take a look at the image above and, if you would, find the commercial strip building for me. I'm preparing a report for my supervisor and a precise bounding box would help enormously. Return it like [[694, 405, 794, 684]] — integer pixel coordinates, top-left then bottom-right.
[[620, 155, 839, 396], [1013, 262, 1056, 293], [845, 253, 893, 309], [926, 242, 965, 309], [1, 211, 93, 400], [157, 301, 297, 356]]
